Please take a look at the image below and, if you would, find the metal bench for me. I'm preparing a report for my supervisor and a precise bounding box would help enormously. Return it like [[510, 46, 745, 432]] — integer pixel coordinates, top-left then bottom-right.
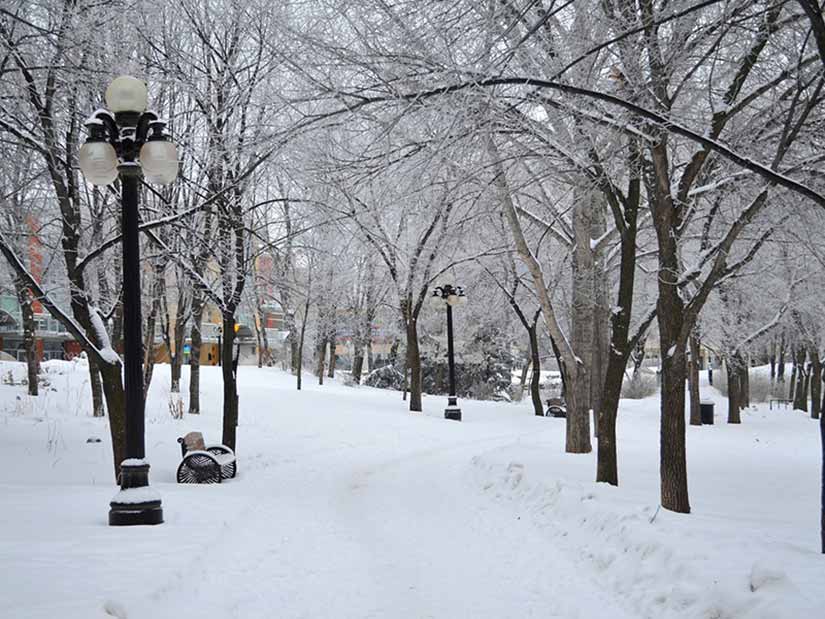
[[545, 397, 567, 418], [769, 398, 792, 410], [177, 431, 237, 484]]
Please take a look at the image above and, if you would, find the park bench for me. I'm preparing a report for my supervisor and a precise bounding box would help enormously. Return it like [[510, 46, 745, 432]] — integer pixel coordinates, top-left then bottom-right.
[[769, 398, 793, 411], [176, 431, 237, 484], [545, 397, 567, 418]]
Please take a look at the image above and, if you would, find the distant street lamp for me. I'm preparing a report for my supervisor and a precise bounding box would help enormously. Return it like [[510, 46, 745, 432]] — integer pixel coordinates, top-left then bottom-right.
[[432, 284, 466, 421], [79, 75, 179, 526]]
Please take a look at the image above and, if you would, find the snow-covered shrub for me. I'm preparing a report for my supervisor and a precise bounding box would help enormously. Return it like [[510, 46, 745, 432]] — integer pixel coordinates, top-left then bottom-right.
[[364, 365, 405, 390], [715, 370, 773, 403], [419, 358, 512, 400], [419, 326, 514, 400], [748, 373, 773, 403], [621, 373, 657, 399], [342, 372, 358, 387]]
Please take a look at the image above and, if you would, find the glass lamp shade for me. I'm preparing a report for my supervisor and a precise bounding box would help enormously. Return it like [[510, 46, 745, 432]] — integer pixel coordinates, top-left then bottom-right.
[[78, 141, 119, 185], [105, 76, 148, 113], [139, 140, 179, 185], [447, 294, 459, 306]]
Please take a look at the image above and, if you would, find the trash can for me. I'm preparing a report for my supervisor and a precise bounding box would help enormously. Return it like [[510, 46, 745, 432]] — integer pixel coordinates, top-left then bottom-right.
[[700, 400, 715, 425]]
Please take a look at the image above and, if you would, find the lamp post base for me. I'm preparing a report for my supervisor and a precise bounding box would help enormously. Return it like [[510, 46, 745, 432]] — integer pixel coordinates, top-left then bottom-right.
[[445, 396, 462, 421], [444, 407, 462, 421], [109, 462, 163, 526], [109, 502, 164, 526]]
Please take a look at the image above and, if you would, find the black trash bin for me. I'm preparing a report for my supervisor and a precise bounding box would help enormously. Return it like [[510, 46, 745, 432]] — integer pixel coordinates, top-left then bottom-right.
[[700, 401, 714, 425]]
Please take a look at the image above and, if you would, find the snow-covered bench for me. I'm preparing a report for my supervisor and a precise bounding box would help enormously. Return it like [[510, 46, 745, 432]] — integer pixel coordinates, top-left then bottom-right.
[[545, 397, 567, 418], [176, 431, 237, 483]]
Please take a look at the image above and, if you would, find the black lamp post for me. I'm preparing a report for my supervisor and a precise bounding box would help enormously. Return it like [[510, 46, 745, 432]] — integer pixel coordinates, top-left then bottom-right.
[[79, 76, 179, 526], [432, 284, 466, 421]]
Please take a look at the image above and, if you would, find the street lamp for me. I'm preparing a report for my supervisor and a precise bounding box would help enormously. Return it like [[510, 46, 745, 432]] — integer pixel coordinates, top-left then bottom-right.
[[432, 284, 466, 421], [79, 75, 178, 526]]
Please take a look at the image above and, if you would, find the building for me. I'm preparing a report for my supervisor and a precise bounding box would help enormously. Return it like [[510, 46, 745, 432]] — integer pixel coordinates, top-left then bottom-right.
[[0, 293, 80, 361], [150, 300, 288, 367]]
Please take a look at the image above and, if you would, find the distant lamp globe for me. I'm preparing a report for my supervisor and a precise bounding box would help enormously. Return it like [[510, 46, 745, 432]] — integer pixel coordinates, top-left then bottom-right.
[[105, 75, 148, 113], [139, 140, 179, 185], [78, 141, 118, 185]]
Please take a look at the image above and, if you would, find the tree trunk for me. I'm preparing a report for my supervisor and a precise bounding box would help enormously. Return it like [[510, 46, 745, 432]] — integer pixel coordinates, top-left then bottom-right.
[[804, 364, 812, 410], [99, 361, 126, 481], [739, 355, 750, 409], [820, 410, 824, 553], [794, 347, 808, 411], [316, 337, 326, 385], [142, 263, 164, 395], [652, 154, 691, 513], [15, 281, 38, 396], [297, 300, 310, 390], [727, 357, 741, 424], [769, 337, 776, 383], [327, 334, 336, 378], [221, 313, 239, 451], [406, 319, 422, 412], [170, 297, 186, 393], [88, 355, 105, 417], [284, 310, 299, 374], [688, 334, 702, 426], [777, 334, 786, 382], [569, 188, 595, 452], [660, 343, 691, 513], [528, 324, 543, 416], [590, 199, 609, 438], [351, 348, 365, 384], [810, 349, 821, 420], [254, 311, 265, 369], [789, 354, 797, 400], [188, 293, 204, 415], [595, 167, 641, 485], [519, 361, 529, 388], [631, 337, 646, 378], [821, 373, 825, 414]]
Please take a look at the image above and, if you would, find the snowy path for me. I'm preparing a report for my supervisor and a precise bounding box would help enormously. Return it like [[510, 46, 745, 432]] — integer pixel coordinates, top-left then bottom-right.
[[135, 426, 632, 619], [2, 363, 823, 619]]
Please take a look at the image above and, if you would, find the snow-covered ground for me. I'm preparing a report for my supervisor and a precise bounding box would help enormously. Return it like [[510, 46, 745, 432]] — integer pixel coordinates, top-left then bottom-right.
[[0, 359, 822, 618]]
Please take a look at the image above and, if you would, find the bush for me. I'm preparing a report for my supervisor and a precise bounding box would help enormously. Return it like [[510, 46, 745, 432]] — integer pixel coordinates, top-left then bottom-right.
[[621, 373, 658, 399], [715, 370, 775, 403], [749, 373, 774, 403], [364, 365, 405, 390], [420, 357, 512, 400]]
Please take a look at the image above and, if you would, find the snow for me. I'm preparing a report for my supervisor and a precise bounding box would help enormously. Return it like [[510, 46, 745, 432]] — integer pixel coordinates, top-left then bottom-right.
[[120, 458, 147, 467], [111, 486, 161, 504], [88, 306, 120, 365], [0, 361, 822, 618]]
